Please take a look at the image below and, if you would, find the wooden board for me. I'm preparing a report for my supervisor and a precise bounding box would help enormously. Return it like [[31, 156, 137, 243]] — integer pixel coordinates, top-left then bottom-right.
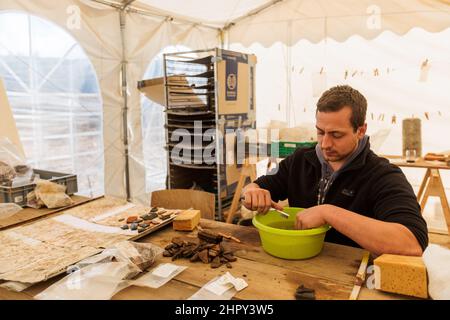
[[0, 195, 94, 230]]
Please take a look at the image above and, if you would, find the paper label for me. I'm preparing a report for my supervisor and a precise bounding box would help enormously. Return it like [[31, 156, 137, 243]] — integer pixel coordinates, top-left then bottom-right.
[[53, 214, 137, 235], [204, 272, 248, 295], [151, 263, 180, 278]]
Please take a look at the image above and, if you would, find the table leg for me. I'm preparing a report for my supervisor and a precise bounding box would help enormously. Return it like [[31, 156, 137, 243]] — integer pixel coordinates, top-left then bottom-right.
[[421, 169, 450, 235], [417, 168, 431, 202]]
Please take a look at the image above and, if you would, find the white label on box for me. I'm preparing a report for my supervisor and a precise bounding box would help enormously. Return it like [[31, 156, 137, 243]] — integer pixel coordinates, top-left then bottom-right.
[[14, 195, 23, 203]]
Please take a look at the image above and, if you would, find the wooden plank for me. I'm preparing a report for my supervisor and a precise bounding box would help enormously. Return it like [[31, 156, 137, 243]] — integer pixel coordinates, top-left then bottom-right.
[[0, 195, 94, 230]]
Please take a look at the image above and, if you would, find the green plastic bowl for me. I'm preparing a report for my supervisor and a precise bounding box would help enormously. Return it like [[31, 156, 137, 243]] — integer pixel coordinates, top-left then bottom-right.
[[252, 207, 331, 260]]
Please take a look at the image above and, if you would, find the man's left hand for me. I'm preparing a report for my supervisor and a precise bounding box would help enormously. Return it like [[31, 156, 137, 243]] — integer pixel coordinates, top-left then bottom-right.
[[295, 205, 330, 230]]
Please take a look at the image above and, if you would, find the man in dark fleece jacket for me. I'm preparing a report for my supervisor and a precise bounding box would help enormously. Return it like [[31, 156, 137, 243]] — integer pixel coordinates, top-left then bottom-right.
[[243, 85, 428, 256]]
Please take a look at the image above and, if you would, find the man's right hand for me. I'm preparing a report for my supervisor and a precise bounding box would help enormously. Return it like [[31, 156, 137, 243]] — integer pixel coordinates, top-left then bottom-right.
[[242, 183, 284, 214]]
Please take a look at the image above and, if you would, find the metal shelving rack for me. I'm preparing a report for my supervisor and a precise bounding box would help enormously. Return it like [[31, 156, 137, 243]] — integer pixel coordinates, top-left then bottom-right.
[[162, 48, 256, 220]]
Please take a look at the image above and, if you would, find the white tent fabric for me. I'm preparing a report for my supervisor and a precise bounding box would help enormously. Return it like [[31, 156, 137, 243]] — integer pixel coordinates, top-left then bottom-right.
[[0, 0, 449, 212], [226, 0, 450, 45], [0, 0, 219, 205]]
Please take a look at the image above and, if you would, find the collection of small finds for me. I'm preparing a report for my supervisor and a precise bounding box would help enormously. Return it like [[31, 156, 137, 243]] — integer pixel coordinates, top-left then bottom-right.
[[162, 229, 238, 269], [119, 207, 175, 233]]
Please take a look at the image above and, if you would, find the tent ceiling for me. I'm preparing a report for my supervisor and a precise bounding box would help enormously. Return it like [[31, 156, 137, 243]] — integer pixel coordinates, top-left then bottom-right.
[[102, 0, 450, 44], [136, 0, 272, 26]]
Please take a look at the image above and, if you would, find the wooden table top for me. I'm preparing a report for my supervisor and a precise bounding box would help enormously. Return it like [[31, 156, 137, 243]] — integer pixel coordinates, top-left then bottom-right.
[[0, 195, 93, 230], [0, 218, 408, 300], [382, 155, 450, 170]]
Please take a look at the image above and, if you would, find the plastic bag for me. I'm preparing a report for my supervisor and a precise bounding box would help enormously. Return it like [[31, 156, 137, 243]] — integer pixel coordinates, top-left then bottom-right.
[[188, 272, 248, 300], [130, 263, 187, 289], [112, 241, 164, 274], [27, 180, 74, 209], [35, 241, 164, 300], [0, 137, 33, 186], [0, 203, 22, 220], [35, 262, 132, 300], [72, 241, 164, 278]]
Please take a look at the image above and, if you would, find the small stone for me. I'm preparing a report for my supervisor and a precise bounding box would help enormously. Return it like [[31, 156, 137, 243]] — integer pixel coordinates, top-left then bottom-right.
[[130, 223, 138, 231], [151, 218, 162, 225], [226, 263, 232, 269], [135, 219, 143, 224], [147, 212, 158, 220], [118, 218, 125, 222], [160, 214, 171, 221], [140, 214, 150, 220], [120, 224, 129, 230], [150, 207, 158, 212], [139, 223, 149, 228], [138, 227, 145, 233]]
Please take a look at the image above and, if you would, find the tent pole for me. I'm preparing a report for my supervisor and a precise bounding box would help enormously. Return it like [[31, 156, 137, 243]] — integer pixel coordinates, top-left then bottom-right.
[[90, 0, 220, 31], [223, 0, 284, 31], [119, 9, 131, 202]]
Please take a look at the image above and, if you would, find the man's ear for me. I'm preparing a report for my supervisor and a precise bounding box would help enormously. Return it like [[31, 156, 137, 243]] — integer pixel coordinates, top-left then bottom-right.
[[357, 123, 367, 138]]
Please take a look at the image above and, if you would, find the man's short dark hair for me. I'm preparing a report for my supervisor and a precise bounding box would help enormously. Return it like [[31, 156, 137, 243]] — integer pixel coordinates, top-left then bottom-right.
[[316, 85, 367, 131]]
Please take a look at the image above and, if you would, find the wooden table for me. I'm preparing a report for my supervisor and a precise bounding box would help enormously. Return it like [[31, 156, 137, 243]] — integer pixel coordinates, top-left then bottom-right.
[[0, 195, 93, 230], [0, 219, 407, 300], [384, 156, 450, 235]]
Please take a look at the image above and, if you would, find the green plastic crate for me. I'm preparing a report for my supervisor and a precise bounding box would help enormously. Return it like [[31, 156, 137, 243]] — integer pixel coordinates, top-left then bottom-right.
[[271, 141, 317, 158]]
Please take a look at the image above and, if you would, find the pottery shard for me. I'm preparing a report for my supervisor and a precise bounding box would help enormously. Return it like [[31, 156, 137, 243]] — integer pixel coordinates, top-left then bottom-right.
[[211, 256, 222, 268], [172, 237, 186, 247], [126, 216, 138, 223], [190, 252, 200, 262], [198, 249, 209, 264], [165, 243, 176, 250], [208, 249, 219, 257], [223, 253, 237, 262]]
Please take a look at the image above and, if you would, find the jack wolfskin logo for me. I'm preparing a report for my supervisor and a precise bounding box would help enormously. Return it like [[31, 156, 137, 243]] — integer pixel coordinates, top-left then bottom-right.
[[341, 189, 355, 197]]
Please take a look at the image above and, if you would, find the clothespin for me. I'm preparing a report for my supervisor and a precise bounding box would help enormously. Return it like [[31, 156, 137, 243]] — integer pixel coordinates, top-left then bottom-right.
[[352, 70, 358, 77], [424, 112, 429, 120], [438, 111, 442, 116], [371, 113, 374, 120], [344, 70, 348, 79], [320, 67, 324, 74], [292, 66, 295, 72], [419, 58, 430, 82], [373, 68, 379, 76], [299, 67, 304, 74], [391, 115, 396, 124]]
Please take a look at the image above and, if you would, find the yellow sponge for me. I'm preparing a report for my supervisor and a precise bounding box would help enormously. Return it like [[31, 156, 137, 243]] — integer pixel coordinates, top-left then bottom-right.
[[173, 209, 201, 231], [374, 254, 428, 299]]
